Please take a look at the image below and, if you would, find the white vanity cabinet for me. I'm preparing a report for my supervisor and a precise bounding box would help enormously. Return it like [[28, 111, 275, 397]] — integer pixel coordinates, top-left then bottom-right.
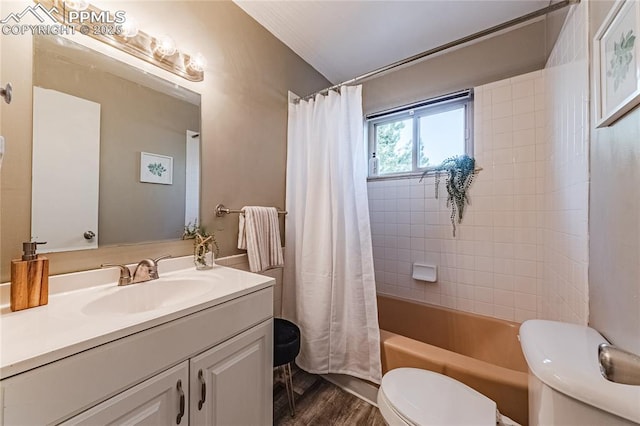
[[0, 285, 274, 426], [190, 321, 272, 425], [60, 362, 190, 426]]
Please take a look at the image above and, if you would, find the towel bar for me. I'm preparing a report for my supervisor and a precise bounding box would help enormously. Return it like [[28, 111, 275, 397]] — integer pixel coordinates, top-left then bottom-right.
[[215, 203, 287, 217]]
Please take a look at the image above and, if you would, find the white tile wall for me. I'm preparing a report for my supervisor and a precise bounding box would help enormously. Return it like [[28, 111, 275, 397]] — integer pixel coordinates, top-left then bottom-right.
[[541, 1, 590, 325], [370, 70, 545, 322], [370, 0, 590, 324]]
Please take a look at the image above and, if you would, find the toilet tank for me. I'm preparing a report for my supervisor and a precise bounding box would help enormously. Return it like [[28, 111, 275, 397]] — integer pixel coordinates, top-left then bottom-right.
[[519, 320, 640, 426]]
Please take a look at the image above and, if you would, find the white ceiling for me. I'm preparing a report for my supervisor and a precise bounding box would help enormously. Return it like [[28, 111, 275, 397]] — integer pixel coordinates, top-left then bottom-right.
[[233, 0, 558, 84]]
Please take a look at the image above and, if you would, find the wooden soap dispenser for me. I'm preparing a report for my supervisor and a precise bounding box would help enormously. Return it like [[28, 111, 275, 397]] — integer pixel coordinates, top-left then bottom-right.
[[11, 241, 49, 312]]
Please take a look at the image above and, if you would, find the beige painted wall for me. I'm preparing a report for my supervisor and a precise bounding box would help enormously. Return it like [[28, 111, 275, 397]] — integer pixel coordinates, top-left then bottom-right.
[[362, 19, 550, 115], [588, 1, 640, 354], [34, 45, 199, 245], [0, 0, 329, 282]]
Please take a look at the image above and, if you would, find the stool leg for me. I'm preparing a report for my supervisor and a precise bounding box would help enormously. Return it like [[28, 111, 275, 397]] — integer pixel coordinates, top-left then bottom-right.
[[284, 363, 296, 417]]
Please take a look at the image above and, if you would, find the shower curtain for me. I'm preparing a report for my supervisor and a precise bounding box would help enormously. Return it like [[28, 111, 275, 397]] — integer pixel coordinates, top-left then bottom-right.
[[283, 85, 381, 383]]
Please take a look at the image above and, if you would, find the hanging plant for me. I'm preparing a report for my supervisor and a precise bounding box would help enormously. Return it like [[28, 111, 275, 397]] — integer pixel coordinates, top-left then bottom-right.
[[420, 155, 476, 237]]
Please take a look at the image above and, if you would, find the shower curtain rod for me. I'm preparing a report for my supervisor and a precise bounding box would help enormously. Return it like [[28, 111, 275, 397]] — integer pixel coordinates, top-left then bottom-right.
[[297, 0, 579, 103]]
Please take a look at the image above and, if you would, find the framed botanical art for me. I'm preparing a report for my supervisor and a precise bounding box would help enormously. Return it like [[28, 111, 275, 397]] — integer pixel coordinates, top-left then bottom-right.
[[140, 152, 173, 185], [594, 0, 640, 128]]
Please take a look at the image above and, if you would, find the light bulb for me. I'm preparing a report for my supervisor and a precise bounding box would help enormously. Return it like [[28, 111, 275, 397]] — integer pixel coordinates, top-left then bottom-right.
[[187, 52, 207, 73], [120, 16, 139, 38], [65, 0, 89, 11], [153, 35, 177, 57]]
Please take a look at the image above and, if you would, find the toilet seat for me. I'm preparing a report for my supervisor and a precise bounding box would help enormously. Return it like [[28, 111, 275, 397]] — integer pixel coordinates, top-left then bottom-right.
[[377, 368, 497, 426]]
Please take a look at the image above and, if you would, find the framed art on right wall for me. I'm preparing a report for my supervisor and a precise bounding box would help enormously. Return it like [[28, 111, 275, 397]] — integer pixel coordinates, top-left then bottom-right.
[[594, 0, 640, 128]]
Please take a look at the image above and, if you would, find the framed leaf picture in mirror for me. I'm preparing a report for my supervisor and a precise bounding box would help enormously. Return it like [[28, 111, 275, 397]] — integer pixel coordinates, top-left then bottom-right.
[[140, 152, 173, 185]]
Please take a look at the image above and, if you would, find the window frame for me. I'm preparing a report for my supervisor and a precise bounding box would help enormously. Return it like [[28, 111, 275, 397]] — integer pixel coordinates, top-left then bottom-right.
[[366, 90, 474, 180]]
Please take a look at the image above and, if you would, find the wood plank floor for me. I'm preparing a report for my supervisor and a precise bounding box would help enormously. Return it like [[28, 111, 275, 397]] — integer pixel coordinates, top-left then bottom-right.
[[273, 365, 386, 425]]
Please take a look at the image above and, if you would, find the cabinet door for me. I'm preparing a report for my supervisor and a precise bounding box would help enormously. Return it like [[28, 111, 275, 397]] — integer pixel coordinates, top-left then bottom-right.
[[61, 362, 189, 426], [190, 320, 273, 426]]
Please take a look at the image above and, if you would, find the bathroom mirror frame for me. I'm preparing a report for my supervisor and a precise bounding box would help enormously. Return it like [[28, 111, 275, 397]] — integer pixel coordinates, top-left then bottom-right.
[[0, 33, 203, 280]]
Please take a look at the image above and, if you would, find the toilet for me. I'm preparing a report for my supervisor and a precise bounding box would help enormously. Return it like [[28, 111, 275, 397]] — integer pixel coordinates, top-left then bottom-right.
[[378, 319, 640, 426], [377, 368, 513, 426], [519, 320, 640, 426]]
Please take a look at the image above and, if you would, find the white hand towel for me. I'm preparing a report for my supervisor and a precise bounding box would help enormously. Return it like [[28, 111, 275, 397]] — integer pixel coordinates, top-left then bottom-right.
[[237, 206, 284, 272]]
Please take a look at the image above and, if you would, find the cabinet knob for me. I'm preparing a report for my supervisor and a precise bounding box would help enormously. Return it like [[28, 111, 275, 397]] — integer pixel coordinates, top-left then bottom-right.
[[84, 231, 96, 240]]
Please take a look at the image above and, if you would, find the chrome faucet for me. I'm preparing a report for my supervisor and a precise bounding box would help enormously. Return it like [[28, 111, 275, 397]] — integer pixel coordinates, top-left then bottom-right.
[[101, 264, 132, 286], [102, 255, 171, 286], [132, 255, 171, 283]]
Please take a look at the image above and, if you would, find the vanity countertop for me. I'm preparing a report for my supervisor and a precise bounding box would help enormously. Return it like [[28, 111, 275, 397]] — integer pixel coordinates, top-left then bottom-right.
[[0, 257, 274, 379]]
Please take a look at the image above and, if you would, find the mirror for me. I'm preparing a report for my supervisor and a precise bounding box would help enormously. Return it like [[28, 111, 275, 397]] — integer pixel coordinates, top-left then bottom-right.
[[31, 35, 201, 253]]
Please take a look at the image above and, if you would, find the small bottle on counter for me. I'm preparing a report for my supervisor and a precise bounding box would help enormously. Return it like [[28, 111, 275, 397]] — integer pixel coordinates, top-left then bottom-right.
[[10, 241, 49, 312]]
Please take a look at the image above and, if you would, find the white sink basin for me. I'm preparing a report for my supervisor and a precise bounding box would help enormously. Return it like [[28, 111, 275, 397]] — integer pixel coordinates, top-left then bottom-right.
[[82, 277, 213, 315]]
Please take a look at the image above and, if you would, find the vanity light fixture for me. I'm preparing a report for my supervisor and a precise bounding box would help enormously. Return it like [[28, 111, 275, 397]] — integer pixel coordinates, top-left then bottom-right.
[[187, 53, 207, 74], [62, 0, 88, 11], [119, 16, 139, 39], [153, 35, 178, 57], [33, 0, 205, 82]]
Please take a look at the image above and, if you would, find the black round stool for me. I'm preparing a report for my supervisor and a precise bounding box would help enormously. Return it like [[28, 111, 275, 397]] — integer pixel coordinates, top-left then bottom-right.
[[274, 318, 300, 417]]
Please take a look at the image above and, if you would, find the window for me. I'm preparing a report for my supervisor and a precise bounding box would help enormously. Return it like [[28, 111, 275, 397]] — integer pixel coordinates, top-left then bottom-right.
[[367, 90, 473, 178]]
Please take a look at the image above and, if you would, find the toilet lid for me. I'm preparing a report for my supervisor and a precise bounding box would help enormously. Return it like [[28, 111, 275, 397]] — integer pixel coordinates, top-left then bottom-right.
[[380, 368, 496, 426]]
